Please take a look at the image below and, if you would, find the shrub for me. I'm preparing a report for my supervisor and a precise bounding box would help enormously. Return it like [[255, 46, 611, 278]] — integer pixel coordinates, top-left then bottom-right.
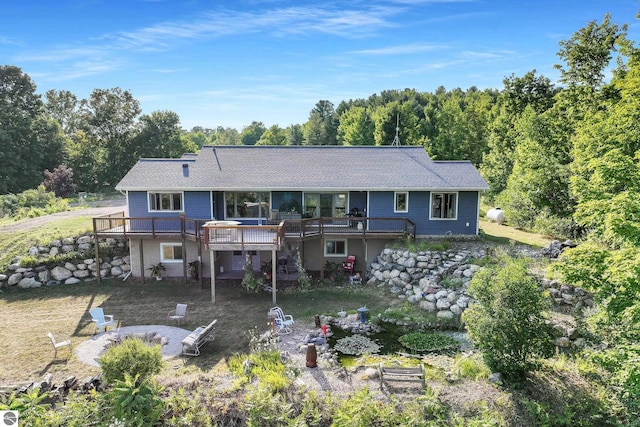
[[323, 261, 344, 282], [463, 257, 554, 381], [398, 332, 459, 354], [534, 209, 582, 240], [229, 350, 292, 393], [0, 387, 50, 423], [241, 260, 264, 293], [42, 164, 76, 198], [99, 338, 164, 385], [104, 374, 164, 427], [0, 186, 68, 219], [453, 353, 491, 380], [296, 251, 313, 291], [332, 387, 397, 426]]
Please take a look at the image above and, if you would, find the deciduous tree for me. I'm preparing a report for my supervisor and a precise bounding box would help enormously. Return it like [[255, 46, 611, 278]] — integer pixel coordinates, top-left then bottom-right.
[[463, 257, 553, 381]]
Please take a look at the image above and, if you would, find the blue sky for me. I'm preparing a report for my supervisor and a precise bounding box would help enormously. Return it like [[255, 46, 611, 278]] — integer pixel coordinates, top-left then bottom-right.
[[2, 1, 639, 131]]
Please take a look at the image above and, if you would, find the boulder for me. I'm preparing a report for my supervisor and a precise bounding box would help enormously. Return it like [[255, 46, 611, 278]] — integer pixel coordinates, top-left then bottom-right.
[[50, 266, 73, 281]]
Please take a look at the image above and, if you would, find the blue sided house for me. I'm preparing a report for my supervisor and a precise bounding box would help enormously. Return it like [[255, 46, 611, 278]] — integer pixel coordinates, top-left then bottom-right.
[[94, 145, 488, 302]]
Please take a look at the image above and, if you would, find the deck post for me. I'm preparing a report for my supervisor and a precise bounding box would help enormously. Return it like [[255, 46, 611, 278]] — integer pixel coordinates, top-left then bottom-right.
[[210, 250, 216, 303], [93, 219, 101, 285], [139, 240, 145, 284], [271, 249, 277, 304]]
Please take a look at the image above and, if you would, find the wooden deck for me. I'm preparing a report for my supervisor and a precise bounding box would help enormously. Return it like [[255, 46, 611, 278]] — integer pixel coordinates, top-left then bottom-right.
[[93, 213, 415, 251]]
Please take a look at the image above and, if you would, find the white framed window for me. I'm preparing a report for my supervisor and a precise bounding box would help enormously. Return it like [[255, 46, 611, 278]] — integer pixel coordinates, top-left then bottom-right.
[[324, 239, 347, 257], [430, 192, 457, 220], [161, 243, 183, 263], [148, 192, 183, 212], [394, 191, 409, 213]]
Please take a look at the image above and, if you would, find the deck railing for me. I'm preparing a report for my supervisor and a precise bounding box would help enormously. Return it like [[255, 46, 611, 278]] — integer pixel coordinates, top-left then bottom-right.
[[94, 214, 416, 243], [93, 213, 209, 238], [202, 224, 284, 246], [283, 217, 416, 239]]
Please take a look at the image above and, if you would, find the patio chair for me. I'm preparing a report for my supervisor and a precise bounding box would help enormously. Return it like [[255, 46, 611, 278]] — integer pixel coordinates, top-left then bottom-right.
[[89, 307, 115, 334], [268, 306, 294, 335], [168, 303, 188, 325], [342, 255, 356, 274], [47, 332, 71, 358]]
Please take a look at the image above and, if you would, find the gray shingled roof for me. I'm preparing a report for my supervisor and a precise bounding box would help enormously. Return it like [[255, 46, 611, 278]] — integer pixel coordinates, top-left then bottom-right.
[[115, 145, 489, 191]]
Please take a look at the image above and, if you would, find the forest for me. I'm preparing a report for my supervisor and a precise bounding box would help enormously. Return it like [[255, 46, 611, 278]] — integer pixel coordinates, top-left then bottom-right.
[[1, 13, 640, 422]]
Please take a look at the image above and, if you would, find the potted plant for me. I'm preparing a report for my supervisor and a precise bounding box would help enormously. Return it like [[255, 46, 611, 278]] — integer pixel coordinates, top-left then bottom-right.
[[187, 260, 199, 280], [261, 260, 272, 281], [147, 262, 166, 280]]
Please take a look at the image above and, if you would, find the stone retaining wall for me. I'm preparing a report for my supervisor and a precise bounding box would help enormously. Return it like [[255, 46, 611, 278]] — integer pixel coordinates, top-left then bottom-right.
[[367, 247, 487, 320], [0, 235, 130, 289]]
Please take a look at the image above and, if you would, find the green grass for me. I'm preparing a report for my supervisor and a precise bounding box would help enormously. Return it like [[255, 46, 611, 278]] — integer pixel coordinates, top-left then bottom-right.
[[479, 218, 552, 248], [0, 217, 94, 269], [0, 278, 391, 385]]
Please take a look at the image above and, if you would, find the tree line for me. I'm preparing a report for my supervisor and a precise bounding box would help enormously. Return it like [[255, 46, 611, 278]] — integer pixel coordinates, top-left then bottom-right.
[[0, 13, 637, 241], [2, 11, 640, 419]]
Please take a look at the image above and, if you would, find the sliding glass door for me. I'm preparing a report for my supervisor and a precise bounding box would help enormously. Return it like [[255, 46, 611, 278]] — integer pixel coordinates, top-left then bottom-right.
[[304, 193, 346, 218]]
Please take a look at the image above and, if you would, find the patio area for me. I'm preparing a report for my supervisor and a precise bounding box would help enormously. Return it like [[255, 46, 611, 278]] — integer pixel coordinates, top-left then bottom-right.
[[74, 325, 192, 367]]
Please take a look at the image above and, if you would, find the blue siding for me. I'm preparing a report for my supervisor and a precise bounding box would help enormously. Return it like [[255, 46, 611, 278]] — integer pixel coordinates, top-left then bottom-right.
[[128, 191, 152, 217], [349, 191, 367, 213], [128, 191, 213, 219], [127, 189, 479, 235], [368, 191, 428, 233], [423, 191, 479, 236], [368, 191, 479, 236], [184, 192, 213, 219]]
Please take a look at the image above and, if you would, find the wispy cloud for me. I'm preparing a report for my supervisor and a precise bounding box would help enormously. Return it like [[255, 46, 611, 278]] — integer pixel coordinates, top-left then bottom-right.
[[352, 43, 447, 55], [105, 5, 401, 51], [0, 36, 23, 46], [16, 3, 403, 77], [461, 50, 515, 60]]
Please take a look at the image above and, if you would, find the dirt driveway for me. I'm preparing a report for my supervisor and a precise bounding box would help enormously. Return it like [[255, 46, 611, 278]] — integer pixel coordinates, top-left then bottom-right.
[[0, 197, 127, 233]]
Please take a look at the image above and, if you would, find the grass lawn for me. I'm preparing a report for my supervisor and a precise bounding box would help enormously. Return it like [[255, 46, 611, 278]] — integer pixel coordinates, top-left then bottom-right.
[[479, 218, 553, 248], [0, 278, 392, 386]]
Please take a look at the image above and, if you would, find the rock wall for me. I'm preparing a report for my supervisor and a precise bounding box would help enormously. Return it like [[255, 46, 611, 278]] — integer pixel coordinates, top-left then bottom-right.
[[368, 247, 487, 320], [367, 247, 593, 322], [0, 235, 130, 289]]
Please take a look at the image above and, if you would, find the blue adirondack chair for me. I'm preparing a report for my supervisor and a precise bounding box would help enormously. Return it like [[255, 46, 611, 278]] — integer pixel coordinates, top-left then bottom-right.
[[89, 307, 115, 333]]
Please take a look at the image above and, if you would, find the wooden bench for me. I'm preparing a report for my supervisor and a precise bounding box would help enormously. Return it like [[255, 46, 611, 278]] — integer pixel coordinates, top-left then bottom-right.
[[181, 319, 217, 357], [379, 363, 425, 391]]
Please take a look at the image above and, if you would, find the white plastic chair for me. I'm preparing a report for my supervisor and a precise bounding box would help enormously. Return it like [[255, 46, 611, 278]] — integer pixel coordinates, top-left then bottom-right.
[[89, 307, 115, 334], [168, 303, 188, 325], [268, 306, 294, 335], [47, 332, 71, 358]]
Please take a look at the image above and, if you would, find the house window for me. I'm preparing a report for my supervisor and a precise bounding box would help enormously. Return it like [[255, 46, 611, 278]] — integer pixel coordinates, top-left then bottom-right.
[[394, 192, 408, 213], [226, 192, 270, 218], [431, 192, 457, 219], [325, 239, 347, 257], [161, 243, 183, 263], [149, 192, 183, 211], [304, 193, 347, 218]]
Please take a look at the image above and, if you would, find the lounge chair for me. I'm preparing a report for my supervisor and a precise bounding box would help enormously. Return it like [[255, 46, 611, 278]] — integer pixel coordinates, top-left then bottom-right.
[[89, 307, 115, 334], [167, 303, 187, 325], [47, 332, 71, 358], [181, 319, 217, 356]]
